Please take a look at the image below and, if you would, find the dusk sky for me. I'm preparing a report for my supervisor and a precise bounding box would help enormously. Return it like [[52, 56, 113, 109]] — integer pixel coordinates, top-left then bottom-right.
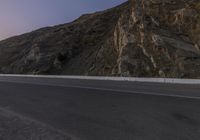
[[0, 0, 126, 40]]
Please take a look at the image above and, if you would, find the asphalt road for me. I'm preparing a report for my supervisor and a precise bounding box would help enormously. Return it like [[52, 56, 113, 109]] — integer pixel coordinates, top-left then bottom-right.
[[0, 76, 200, 140]]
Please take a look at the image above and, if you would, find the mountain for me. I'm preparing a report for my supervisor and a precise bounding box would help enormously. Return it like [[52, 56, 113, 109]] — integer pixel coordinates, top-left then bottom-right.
[[0, 0, 200, 78]]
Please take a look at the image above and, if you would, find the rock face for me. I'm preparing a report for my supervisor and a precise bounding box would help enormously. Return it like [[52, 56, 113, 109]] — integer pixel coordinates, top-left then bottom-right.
[[0, 0, 199, 78]]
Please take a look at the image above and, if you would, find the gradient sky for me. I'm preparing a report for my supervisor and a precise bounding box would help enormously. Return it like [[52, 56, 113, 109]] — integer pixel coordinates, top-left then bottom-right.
[[0, 0, 126, 40]]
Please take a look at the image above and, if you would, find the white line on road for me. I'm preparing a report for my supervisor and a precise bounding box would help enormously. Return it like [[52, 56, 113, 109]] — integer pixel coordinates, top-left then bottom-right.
[[0, 79, 200, 100]]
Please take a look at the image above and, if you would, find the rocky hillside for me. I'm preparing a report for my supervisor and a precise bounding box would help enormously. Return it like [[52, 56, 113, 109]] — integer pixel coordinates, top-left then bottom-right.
[[0, 0, 199, 78]]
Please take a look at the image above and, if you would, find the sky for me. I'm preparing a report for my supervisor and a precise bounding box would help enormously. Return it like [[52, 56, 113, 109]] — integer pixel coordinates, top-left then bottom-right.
[[0, 0, 126, 40]]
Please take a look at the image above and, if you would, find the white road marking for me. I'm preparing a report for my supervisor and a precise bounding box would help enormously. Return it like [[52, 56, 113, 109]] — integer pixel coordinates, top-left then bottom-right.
[[0, 106, 79, 140], [0, 79, 199, 100]]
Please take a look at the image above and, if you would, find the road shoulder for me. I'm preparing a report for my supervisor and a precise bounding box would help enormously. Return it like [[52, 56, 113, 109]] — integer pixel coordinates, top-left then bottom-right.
[[0, 107, 76, 140]]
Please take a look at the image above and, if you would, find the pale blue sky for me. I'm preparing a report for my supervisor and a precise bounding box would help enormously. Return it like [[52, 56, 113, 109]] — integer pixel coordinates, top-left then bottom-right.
[[0, 0, 126, 40]]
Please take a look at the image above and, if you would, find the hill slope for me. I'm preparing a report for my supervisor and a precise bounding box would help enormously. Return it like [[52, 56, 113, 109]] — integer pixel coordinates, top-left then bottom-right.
[[0, 0, 200, 78]]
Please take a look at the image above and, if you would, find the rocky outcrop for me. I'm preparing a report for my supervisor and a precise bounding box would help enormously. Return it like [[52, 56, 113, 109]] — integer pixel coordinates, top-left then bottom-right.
[[0, 0, 199, 78], [112, 0, 200, 78]]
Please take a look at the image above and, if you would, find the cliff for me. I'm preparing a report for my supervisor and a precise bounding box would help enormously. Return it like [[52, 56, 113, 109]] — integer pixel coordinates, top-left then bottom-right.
[[0, 0, 199, 78]]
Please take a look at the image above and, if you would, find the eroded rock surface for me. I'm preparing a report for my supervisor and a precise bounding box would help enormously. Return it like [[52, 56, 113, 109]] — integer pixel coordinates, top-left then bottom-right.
[[0, 0, 199, 78]]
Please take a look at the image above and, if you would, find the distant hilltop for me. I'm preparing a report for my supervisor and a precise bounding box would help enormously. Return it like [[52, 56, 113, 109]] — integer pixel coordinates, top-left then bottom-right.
[[0, 0, 199, 78]]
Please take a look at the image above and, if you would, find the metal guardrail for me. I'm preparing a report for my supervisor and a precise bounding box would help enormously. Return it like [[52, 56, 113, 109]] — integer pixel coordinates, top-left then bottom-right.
[[0, 74, 200, 84]]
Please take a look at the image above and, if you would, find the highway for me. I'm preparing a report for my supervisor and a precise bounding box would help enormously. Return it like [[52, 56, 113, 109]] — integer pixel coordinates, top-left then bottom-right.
[[0, 76, 200, 140]]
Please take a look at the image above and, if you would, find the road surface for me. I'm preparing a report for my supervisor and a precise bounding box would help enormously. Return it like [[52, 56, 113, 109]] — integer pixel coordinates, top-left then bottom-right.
[[0, 76, 200, 140]]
